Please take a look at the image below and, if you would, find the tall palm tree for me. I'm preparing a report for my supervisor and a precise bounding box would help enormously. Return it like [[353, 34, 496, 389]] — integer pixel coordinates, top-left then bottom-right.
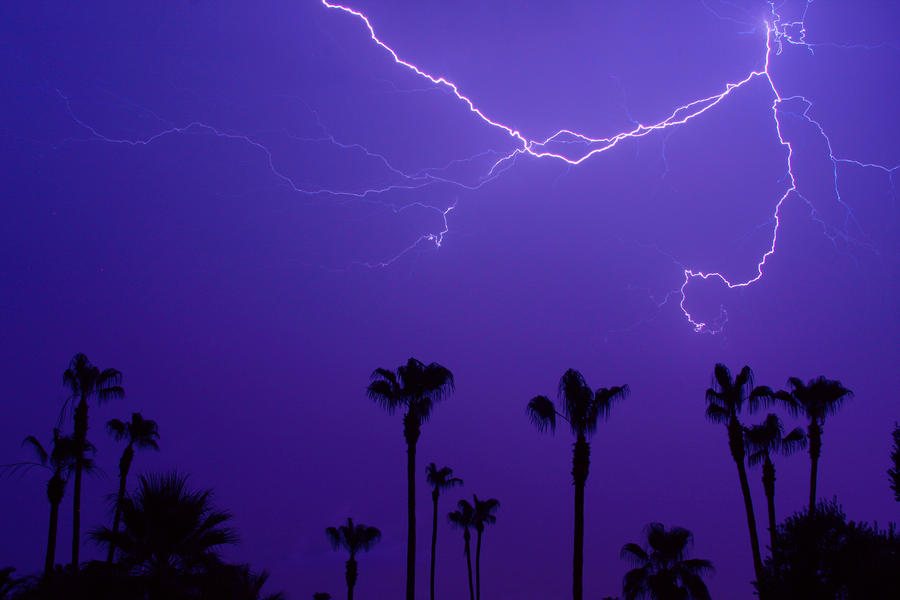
[[448, 500, 475, 600], [325, 517, 381, 600], [367, 357, 454, 600], [471, 494, 499, 600], [776, 376, 853, 512], [527, 368, 629, 600], [621, 523, 714, 600], [106, 413, 160, 562], [745, 413, 806, 553], [425, 463, 463, 600], [62, 352, 124, 567], [6, 430, 83, 578], [704, 363, 768, 584], [91, 471, 237, 596]]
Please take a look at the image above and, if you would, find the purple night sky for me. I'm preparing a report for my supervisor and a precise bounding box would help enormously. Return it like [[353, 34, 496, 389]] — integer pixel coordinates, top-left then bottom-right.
[[1, 1, 897, 598]]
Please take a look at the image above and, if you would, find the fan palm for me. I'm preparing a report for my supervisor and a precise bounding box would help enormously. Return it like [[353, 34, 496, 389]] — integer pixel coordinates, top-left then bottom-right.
[[62, 352, 124, 567], [527, 368, 629, 600], [448, 500, 476, 600], [106, 413, 160, 562], [745, 413, 806, 552], [776, 376, 853, 512], [367, 357, 454, 600], [325, 517, 381, 600], [471, 495, 499, 600], [704, 363, 769, 583], [425, 463, 463, 600], [621, 523, 714, 600], [91, 471, 237, 597], [4, 431, 83, 578]]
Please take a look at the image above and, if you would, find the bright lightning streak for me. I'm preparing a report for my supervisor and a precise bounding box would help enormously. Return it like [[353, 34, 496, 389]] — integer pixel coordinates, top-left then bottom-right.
[[321, 0, 898, 333]]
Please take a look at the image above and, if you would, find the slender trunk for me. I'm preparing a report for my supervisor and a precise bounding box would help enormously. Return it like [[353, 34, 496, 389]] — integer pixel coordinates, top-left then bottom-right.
[[808, 421, 822, 513], [404, 411, 421, 600], [345, 557, 358, 600], [762, 455, 777, 554], [107, 444, 134, 563], [72, 398, 88, 569], [728, 418, 763, 586], [571, 434, 590, 600], [463, 528, 473, 600], [430, 490, 438, 600], [475, 528, 482, 600], [45, 473, 64, 579]]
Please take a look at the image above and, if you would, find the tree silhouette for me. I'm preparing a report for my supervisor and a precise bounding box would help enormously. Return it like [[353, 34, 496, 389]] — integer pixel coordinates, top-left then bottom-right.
[[0, 568, 21, 600], [425, 463, 463, 600], [313, 594, 333, 600], [325, 517, 381, 600], [105, 413, 160, 563], [367, 357, 454, 600], [890, 423, 900, 503], [91, 471, 237, 597], [200, 562, 286, 600], [62, 352, 124, 568], [621, 523, 714, 600], [776, 376, 853, 512], [6, 429, 87, 578], [705, 363, 772, 584], [471, 495, 499, 600], [745, 413, 806, 553], [448, 499, 475, 600], [527, 368, 629, 600]]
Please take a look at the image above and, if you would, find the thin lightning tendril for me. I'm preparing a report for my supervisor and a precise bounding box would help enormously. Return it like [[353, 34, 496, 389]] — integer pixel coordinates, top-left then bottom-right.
[[55, 0, 898, 332]]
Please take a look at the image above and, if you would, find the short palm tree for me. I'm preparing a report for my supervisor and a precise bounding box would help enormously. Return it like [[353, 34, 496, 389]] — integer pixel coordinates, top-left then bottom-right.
[[91, 471, 237, 596], [527, 368, 629, 600], [704, 363, 769, 583], [471, 495, 499, 600], [776, 376, 853, 512], [425, 463, 463, 600], [448, 500, 476, 600], [62, 352, 124, 567], [621, 523, 714, 600], [5, 430, 83, 578], [745, 413, 806, 552], [106, 413, 160, 562], [325, 517, 381, 600], [367, 357, 454, 600]]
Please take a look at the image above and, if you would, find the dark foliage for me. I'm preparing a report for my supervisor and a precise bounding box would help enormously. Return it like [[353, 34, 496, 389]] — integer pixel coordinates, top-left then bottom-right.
[[890, 423, 900, 503]]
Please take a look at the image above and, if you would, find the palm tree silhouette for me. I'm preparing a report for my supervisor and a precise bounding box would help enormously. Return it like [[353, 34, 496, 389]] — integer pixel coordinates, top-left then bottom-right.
[[448, 499, 475, 600], [745, 413, 806, 553], [704, 363, 768, 583], [62, 352, 124, 567], [621, 523, 714, 600], [471, 494, 499, 600], [527, 368, 629, 600], [91, 471, 237, 596], [367, 357, 454, 600], [105, 412, 160, 563], [6, 430, 83, 578], [425, 463, 463, 600], [325, 517, 382, 600], [202, 562, 287, 600], [776, 376, 853, 512]]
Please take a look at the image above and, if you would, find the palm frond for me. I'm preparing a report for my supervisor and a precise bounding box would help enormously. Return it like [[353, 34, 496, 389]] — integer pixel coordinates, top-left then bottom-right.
[[526, 395, 556, 433]]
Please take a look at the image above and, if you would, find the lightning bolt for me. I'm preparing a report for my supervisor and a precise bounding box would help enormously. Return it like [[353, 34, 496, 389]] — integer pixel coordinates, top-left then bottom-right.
[[53, 1, 897, 332]]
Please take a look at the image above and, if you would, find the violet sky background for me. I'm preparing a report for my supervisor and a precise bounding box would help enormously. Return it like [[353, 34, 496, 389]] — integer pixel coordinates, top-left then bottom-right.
[[1, 0, 898, 598]]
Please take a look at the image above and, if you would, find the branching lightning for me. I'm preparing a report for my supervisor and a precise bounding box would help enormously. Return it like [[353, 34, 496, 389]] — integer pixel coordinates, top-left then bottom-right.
[[54, 0, 898, 332]]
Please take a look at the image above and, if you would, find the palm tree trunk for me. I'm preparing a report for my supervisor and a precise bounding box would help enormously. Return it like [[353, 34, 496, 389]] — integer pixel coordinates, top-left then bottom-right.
[[808, 421, 822, 513], [345, 557, 358, 600], [404, 411, 420, 600], [572, 434, 590, 600], [107, 445, 134, 563], [463, 529, 474, 600], [475, 528, 482, 600], [72, 398, 88, 569], [762, 456, 777, 554], [45, 499, 60, 578], [728, 419, 763, 585], [430, 490, 438, 600]]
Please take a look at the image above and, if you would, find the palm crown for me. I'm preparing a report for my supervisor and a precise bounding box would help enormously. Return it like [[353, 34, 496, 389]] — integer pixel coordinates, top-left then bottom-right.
[[777, 376, 853, 425], [527, 369, 629, 437], [367, 358, 454, 424], [326, 518, 382, 559], [745, 414, 806, 466], [107, 413, 160, 451], [426, 463, 463, 494], [471, 495, 499, 533], [621, 523, 714, 600]]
